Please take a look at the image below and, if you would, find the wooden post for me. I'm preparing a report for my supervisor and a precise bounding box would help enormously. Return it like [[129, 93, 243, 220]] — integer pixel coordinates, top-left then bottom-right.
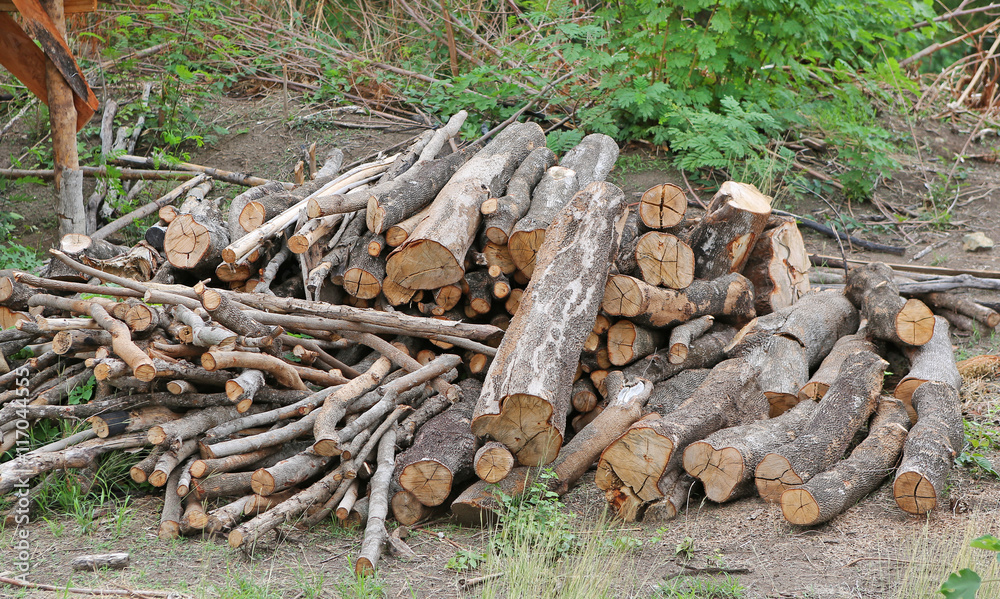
[[42, 0, 85, 235]]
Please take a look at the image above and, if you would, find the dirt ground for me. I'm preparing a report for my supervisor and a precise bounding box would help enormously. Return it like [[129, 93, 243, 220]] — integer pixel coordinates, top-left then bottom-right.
[[2, 93, 1000, 598]]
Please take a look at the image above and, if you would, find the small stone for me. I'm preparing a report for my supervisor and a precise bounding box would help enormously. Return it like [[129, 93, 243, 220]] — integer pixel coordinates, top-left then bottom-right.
[[963, 232, 994, 252]]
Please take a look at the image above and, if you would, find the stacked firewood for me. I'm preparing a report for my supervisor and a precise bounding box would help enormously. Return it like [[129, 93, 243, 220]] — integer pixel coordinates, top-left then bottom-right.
[[0, 112, 990, 575]]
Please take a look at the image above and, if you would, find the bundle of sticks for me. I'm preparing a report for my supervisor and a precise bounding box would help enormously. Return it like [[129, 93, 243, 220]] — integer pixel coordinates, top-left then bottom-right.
[[0, 111, 990, 575]]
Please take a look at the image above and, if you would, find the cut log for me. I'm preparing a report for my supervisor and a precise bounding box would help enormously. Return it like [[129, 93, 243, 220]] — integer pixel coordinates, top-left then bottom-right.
[[163, 195, 229, 272], [356, 428, 397, 576], [757, 335, 810, 417], [726, 289, 860, 369], [894, 316, 962, 422], [647, 369, 712, 415], [668, 316, 714, 364], [250, 450, 335, 496], [893, 381, 964, 515], [683, 398, 818, 503], [474, 441, 514, 484], [596, 353, 769, 519], [464, 270, 492, 316], [70, 553, 130, 571], [781, 396, 911, 525], [602, 273, 755, 329], [473, 182, 626, 466], [508, 134, 618, 277], [453, 374, 651, 525], [385, 206, 429, 248], [799, 329, 877, 401], [0, 276, 35, 310], [638, 183, 687, 230], [385, 123, 546, 289], [571, 378, 599, 413], [641, 469, 697, 523], [844, 262, 935, 347], [226, 180, 286, 241], [923, 292, 1000, 329], [634, 232, 695, 289], [613, 208, 641, 276], [312, 356, 394, 456], [742, 217, 810, 315], [623, 325, 735, 383], [394, 382, 478, 506], [607, 320, 665, 366], [158, 467, 184, 540], [686, 181, 772, 279], [342, 231, 386, 300], [190, 446, 279, 479], [201, 351, 308, 391], [481, 146, 556, 245], [88, 304, 157, 382], [87, 406, 181, 438], [754, 351, 887, 502]]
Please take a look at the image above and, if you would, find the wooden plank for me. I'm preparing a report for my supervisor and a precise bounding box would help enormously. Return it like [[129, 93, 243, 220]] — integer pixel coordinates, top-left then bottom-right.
[[0, 0, 95, 12], [810, 254, 1000, 280]]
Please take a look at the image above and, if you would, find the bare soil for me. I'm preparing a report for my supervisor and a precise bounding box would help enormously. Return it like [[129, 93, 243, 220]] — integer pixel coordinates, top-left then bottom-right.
[[2, 93, 1000, 598]]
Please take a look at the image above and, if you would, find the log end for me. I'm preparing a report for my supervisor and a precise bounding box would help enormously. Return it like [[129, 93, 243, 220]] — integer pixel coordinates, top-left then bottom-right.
[[475, 442, 515, 484], [400, 460, 453, 507], [798, 382, 829, 402], [343, 268, 383, 300], [392, 490, 434, 526], [477, 393, 564, 467], [668, 344, 688, 365], [602, 275, 643, 318], [484, 226, 508, 246], [190, 461, 208, 479], [508, 229, 544, 278], [893, 470, 938, 515], [639, 184, 686, 229], [386, 239, 464, 290], [683, 442, 744, 504], [313, 438, 343, 458], [766, 392, 801, 418], [754, 453, 801, 502], [164, 215, 212, 269], [129, 466, 148, 484], [147, 427, 168, 446], [780, 487, 821, 526], [228, 529, 245, 548], [134, 362, 157, 383], [597, 424, 673, 503], [148, 470, 168, 487], [897, 299, 936, 346], [158, 521, 180, 541], [249, 469, 276, 496]]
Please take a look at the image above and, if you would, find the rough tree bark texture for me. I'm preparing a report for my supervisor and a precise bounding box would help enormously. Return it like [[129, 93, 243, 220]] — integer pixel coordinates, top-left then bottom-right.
[[754, 351, 887, 502], [481, 146, 556, 245], [844, 262, 935, 347], [473, 182, 626, 467], [684, 398, 819, 503], [602, 273, 756, 330], [799, 329, 877, 401], [686, 181, 772, 279], [781, 396, 911, 525], [742, 216, 811, 315], [622, 325, 735, 383], [894, 316, 962, 422], [893, 381, 964, 515]]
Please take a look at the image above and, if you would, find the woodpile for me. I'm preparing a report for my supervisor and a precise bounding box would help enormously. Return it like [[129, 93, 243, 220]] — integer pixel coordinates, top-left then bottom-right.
[[0, 113, 985, 576]]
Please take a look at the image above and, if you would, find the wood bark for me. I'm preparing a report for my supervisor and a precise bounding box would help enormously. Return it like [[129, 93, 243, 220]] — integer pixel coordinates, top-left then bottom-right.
[[250, 449, 335, 496], [596, 353, 769, 519], [158, 466, 183, 540], [342, 231, 386, 300], [385, 206, 429, 248], [481, 146, 556, 245], [88, 406, 180, 438], [312, 355, 394, 456], [754, 351, 887, 502], [355, 428, 397, 576], [201, 351, 308, 391], [781, 396, 910, 525], [683, 398, 819, 503], [622, 325, 735, 383], [844, 262, 935, 347], [163, 194, 229, 272], [668, 315, 714, 364], [453, 374, 651, 525], [473, 182, 626, 467], [923, 292, 1000, 329], [638, 183, 686, 229], [799, 330, 877, 401], [893, 381, 964, 515], [385, 122, 546, 289], [147, 405, 245, 446], [726, 289, 860, 369], [756, 334, 810, 417], [686, 181, 772, 279], [894, 316, 962, 422], [70, 553, 130, 571], [602, 273, 756, 330], [226, 180, 286, 241], [394, 381, 478, 506], [647, 369, 712, 415], [635, 232, 695, 289], [742, 217, 811, 315]]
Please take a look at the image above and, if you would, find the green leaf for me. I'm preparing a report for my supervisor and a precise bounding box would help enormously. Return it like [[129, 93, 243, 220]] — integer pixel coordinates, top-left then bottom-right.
[[971, 535, 1000, 557], [940, 568, 981, 599]]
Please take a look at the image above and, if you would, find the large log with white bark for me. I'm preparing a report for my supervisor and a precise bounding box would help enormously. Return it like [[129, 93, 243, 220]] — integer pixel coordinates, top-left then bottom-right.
[[754, 351, 887, 502], [781, 396, 910, 525], [844, 262, 935, 347], [385, 123, 546, 290], [893, 381, 964, 515], [686, 181, 772, 279], [472, 181, 626, 467], [602, 273, 756, 330]]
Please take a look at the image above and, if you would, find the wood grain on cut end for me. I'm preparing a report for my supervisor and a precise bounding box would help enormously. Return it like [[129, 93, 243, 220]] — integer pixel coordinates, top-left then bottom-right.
[[635, 232, 694, 289], [896, 298, 936, 346], [164, 214, 211, 269], [507, 229, 545, 278], [386, 239, 463, 290], [475, 441, 514, 483], [683, 442, 744, 503], [343, 268, 382, 300], [639, 183, 686, 229], [474, 393, 563, 467], [893, 470, 938, 515], [754, 453, 801, 502], [391, 490, 433, 526], [399, 460, 453, 506], [597, 426, 673, 502], [780, 488, 821, 526], [602, 275, 643, 318]]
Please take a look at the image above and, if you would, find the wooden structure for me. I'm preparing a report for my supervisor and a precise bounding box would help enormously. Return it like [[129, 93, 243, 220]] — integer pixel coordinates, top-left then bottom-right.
[[0, 0, 99, 235]]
